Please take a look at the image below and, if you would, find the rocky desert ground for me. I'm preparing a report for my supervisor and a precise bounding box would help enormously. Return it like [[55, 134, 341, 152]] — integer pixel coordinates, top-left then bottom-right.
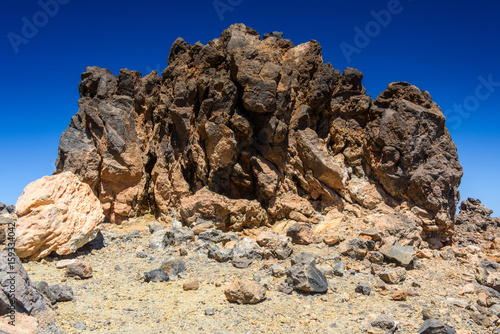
[[1, 24, 499, 333]]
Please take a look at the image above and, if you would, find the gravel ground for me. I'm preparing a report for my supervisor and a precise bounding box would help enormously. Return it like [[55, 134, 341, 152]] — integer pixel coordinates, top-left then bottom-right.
[[19, 216, 498, 334]]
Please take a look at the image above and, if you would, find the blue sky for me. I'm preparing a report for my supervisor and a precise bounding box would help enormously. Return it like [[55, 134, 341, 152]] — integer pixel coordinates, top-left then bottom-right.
[[1, 0, 499, 215]]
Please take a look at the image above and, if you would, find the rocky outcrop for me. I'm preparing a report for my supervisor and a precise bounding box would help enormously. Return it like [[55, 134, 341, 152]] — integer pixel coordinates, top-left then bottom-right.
[[15, 171, 104, 260], [454, 198, 499, 257], [54, 24, 462, 243]]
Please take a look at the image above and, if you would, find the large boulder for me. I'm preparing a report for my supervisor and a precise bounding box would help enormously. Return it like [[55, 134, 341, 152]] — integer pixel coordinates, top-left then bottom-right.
[[53, 24, 463, 242], [15, 172, 104, 260]]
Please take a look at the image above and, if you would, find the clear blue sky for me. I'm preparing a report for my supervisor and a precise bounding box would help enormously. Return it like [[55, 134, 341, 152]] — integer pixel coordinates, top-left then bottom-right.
[[1, 0, 499, 215]]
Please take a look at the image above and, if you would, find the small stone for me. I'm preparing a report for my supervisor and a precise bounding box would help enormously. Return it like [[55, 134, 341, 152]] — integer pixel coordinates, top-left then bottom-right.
[[370, 315, 396, 330], [391, 290, 408, 301], [74, 320, 86, 330], [144, 269, 169, 282], [470, 312, 492, 327], [446, 298, 468, 308], [136, 251, 148, 258], [55, 259, 77, 269], [417, 319, 455, 333], [214, 248, 233, 262], [322, 232, 341, 245], [66, 262, 93, 279], [179, 247, 188, 257], [160, 258, 186, 277], [50, 283, 74, 302], [271, 264, 286, 277], [380, 240, 415, 266], [355, 283, 371, 296], [339, 238, 368, 260], [378, 267, 406, 284], [148, 221, 164, 234], [34, 281, 57, 304], [459, 283, 475, 295], [277, 283, 293, 295], [232, 257, 253, 269], [183, 280, 200, 291], [286, 256, 328, 293], [366, 251, 384, 263], [333, 262, 345, 277], [477, 292, 488, 307], [225, 280, 266, 304], [205, 308, 215, 316], [286, 222, 315, 245]]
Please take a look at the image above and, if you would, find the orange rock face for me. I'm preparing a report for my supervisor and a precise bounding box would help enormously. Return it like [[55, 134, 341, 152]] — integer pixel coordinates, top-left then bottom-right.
[[15, 172, 104, 260]]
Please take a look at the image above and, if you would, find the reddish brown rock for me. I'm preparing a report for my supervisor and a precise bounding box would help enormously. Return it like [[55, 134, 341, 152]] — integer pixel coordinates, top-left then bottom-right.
[[287, 222, 315, 245], [66, 262, 93, 279], [224, 280, 266, 304], [54, 24, 463, 242]]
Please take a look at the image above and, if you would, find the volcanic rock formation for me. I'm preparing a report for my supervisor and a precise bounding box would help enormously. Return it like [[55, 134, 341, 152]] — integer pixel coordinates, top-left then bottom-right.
[[55, 24, 462, 244]]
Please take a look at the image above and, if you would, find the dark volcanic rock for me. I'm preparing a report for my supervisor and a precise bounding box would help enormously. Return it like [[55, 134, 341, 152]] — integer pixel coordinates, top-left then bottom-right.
[[454, 198, 500, 250], [144, 269, 169, 282], [286, 252, 328, 293], [54, 24, 462, 241], [0, 251, 53, 317]]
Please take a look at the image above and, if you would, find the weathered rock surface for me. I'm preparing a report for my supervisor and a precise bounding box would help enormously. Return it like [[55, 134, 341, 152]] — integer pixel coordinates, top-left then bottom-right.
[[54, 24, 462, 243], [224, 280, 266, 304], [455, 198, 500, 256], [286, 252, 328, 293], [15, 172, 104, 260], [255, 230, 293, 259], [0, 251, 52, 317]]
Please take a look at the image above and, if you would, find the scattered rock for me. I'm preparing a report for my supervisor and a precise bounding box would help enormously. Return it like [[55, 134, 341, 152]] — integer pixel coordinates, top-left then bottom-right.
[[66, 262, 93, 279], [287, 222, 315, 245], [339, 238, 368, 260], [74, 320, 86, 330], [378, 267, 407, 284], [148, 221, 165, 234], [214, 248, 233, 262], [355, 283, 371, 296], [333, 262, 345, 277], [15, 172, 104, 260], [144, 269, 169, 282], [205, 308, 215, 316], [380, 240, 415, 266], [49, 284, 74, 302], [371, 315, 397, 330], [391, 290, 408, 301], [475, 258, 500, 292], [286, 253, 328, 293], [322, 231, 341, 245], [232, 257, 252, 269], [224, 280, 266, 304], [197, 228, 224, 244], [149, 229, 168, 250], [417, 319, 455, 334], [256, 230, 293, 259], [164, 227, 195, 246], [34, 281, 58, 305], [232, 237, 263, 260], [183, 280, 200, 291], [270, 264, 286, 278], [55, 259, 77, 269], [160, 258, 186, 277]]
